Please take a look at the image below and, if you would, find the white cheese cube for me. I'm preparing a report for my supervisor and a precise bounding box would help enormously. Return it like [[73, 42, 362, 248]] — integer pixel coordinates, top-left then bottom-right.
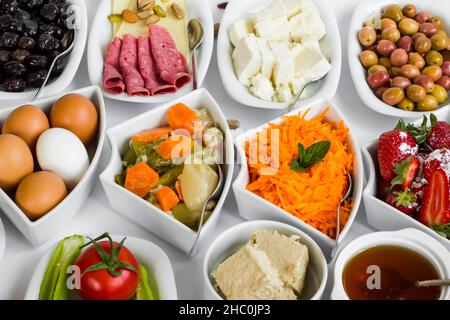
[[255, 16, 291, 42], [232, 35, 262, 87], [289, 7, 326, 42], [283, 0, 302, 18], [269, 41, 294, 87], [277, 83, 293, 102], [291, 40, 331, 82], [298, 0, 320, 17], [251, 0, 288, 24], [249, 74, 275, 101], [256, 38, 275, 78], [229, 19, 253, 47]]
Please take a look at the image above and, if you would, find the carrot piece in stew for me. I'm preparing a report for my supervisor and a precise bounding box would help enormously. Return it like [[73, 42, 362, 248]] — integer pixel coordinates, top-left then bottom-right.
[[156, 186, 180, 211], [167, 103, 202, 135], [124, 162, 159, 198], [131, 127, 171, 143], [156, 135, 192, 160]]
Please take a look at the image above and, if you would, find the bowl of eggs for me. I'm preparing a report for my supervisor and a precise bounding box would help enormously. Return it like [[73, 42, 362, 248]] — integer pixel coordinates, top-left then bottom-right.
[[0, 86, 106, 246]]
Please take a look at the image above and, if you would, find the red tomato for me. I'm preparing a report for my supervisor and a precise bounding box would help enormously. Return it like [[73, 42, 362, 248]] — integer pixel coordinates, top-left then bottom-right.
[[75, 240, 139, 300]]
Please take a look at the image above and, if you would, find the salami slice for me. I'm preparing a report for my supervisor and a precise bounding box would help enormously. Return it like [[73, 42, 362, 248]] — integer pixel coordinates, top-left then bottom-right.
[[149, 25, 192, 88], [119, 34, 149, 96], [102, 37, 125, 94], [137, 36, 177, 96]]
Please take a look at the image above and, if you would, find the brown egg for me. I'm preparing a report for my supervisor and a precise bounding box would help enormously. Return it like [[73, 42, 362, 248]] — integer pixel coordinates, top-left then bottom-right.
[[50, 93, 98, 145], [2, 104, 49, 151], [0, 134, 34, 192], [15, 171, 67, 221]]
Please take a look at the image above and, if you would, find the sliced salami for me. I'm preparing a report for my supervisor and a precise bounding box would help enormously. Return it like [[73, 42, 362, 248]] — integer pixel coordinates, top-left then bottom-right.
[[137, 36, 177, 96], [102, 37, 125, 94], [149, 24, 192, 88], [119, 34, 149, 96]]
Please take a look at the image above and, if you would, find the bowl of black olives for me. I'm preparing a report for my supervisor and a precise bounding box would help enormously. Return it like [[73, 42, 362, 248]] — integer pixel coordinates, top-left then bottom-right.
[[0, 0, 87, 100], [349, 1, 450, 118]]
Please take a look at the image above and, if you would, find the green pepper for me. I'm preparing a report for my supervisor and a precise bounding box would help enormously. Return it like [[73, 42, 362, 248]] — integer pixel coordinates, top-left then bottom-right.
[[115, 174, 124, 186], [122, 146, 137, 167], [136, 265, 156, 300], [158, 165, 183, 186], [171, 203, 212, 231], [147, 150, 174, 174], [39, 235, 84, 300]]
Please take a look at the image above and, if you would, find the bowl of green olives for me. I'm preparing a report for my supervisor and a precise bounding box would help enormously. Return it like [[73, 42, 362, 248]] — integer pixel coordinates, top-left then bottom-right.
[[349, 1, 450, 118]]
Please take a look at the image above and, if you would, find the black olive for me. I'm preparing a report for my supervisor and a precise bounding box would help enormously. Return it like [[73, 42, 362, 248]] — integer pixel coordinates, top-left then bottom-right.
[[23, 0, 43, 11], [56, 12, 71, 29], [39, 3, 58, 21], [23, 19, 38, 37], [3, 18, 23, 34], [18, 36, 34, 50], [12, 9, 30, 21], [24, 53, 47, 68], [37, 33, 59, 51], [0, 32, 18, 48], [3, 60, 26, 76], [39, 23, 63, 39], [0, 14, 12, 30], [3, 76, 25, 91], [2, 0, 19, 13], [10, 48, 29, 62], [26, 68, 46, 87], [0, 49, 9, 65], [47, 49, 62, 74]]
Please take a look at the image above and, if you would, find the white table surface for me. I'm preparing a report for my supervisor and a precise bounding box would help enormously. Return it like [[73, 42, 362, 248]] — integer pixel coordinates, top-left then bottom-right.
[[0, 0, 406, 300]]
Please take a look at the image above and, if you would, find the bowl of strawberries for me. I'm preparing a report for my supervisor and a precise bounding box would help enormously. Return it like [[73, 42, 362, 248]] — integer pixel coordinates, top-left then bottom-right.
[[362, 112, 450, 250]]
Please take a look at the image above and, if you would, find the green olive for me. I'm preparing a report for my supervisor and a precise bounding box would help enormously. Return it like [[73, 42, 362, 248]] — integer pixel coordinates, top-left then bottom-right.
[[400, 64, 420, 79], [406, 84, 426, 102], [429, 16, 444, 30], [430, 34, 449, 51], [382, 87, 405, 105], [414, 36, 432, 53], [389, 66, 402, 77], [417, 94, 439, 111], [368, 64, 388, 75], [358, 26, 377, 46], [431, 84, 448, 104], [397, 97, 415, 110], [408, 52, 426, 69], [425, 50, 443, 66], [402, 4, 416, 18], [360, 50, 378, 68], [422, 65, 443, 81], [379, 56, 392, 69], [381, 27, 401, 42], [380, 18, 397, 31], [398, 18, 419, 35], [383, 4, 404, 23]]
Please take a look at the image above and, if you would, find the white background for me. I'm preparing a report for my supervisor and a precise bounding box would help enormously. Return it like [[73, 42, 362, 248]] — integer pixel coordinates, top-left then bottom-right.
[[0, 0, 405, 299]]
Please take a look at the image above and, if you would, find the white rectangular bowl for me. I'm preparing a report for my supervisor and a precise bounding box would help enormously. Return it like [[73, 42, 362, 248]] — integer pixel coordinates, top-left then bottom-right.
[[348, 0, 450, 119], [0, 86, 106, 246], [217, 0, 342, 109], [233, 97, 364, 257], [99, 88, 234, 253], [362, 107, 450, 250]]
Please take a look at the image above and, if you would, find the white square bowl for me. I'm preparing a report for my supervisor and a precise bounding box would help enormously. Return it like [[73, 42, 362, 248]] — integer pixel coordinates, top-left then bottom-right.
[[362, 107, 450, 250], [0, 86, 106, 246], [0, 0, 88, 101], [348, 0, 450, 119], [232, 97, 364, 257], [217, 0, 342, 109], [99, 88, 234, 254], [24, 234, 178, 300], [87, 0, 214, 104]]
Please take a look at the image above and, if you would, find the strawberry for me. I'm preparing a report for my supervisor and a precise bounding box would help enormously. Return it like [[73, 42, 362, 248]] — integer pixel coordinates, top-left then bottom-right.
[[410, 180, 428, 203], [386, 189, 419, 216], [377, 176, 391, 200], [422, 148, 450, 182], [419, 170, 450, 227], [378, 129, 418, 181], [391, 156, 420, 189], [427, 121, 450, 150]]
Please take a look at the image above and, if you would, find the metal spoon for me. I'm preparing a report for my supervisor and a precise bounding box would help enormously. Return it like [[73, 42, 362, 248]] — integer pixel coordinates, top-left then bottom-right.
[[188, 165, 224, 257], [32, 29, 76, 101], [416, 279, 450, 287], [331, 173, 353, 258], [284, 65, 331, 114], [188, 19, 204, 91]]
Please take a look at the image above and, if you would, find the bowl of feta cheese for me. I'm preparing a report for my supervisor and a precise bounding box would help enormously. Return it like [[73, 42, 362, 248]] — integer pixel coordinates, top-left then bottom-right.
[[217, 0, 341, 109]]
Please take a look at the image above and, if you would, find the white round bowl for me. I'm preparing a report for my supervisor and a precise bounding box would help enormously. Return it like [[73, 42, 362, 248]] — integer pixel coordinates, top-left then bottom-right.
[[348, 0, 450, 118], [88, 0, 214, 104], [0, 217, 5, 262], [203, 220, 328, 300], [331, 228, 450, 300], [0, 0, 88, 102], [217, 0, 342, 109], [24, 234, 177, 300]]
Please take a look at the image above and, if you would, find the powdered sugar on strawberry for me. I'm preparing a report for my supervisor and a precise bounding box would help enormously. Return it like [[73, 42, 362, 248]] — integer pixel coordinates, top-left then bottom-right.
[[399, 142, 418, 156], [423, 148, 450, 182]]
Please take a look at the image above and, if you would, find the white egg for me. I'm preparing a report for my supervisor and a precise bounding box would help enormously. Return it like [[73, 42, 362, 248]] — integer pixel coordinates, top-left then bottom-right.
[[36, 128, 90, 189]]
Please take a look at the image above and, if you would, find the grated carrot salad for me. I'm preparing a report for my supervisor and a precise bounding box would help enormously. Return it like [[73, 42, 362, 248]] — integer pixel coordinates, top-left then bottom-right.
[[245, 108, 354, 238]]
